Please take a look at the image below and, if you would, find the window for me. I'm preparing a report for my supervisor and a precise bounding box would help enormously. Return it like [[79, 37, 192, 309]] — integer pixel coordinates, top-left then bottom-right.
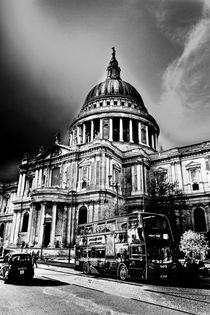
[[107, 101, 110, 106], [0, 223, 5, 238], [114, 101, 117, 106], [22, 212, 29, 232], [100, 102, 103, 107], [81, 165, 89, 189], [82, 180, 87, 189], [189, 167, 200, 191], [78, 206, 87, 225], [95, 247, 105, 258], [192, 182, 199, 191], [121, 101, 125, 106], [51, 167, 60, 186], [141, 126, 146, 144], [194, 208, 206, 232]]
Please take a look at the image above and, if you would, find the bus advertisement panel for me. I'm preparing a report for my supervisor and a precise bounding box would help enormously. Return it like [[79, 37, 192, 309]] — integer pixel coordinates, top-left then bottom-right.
[[75, 212, 177, 281]]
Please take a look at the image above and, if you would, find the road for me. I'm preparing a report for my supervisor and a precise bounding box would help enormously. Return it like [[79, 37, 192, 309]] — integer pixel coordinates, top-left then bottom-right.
[[0, 264, 210, 315]]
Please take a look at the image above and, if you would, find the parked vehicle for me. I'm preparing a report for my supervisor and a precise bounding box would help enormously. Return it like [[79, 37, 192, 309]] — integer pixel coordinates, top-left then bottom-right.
[[178, 258, 208, 278], [0, 253, 34, 283]]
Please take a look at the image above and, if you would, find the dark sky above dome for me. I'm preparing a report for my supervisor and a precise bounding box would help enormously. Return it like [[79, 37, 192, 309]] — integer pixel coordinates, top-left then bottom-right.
[[1, 0, 210, 182]]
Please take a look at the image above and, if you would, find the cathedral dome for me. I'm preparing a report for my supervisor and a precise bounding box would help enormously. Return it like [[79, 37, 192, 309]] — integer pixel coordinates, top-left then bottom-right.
[[81, 48, 146, 112]]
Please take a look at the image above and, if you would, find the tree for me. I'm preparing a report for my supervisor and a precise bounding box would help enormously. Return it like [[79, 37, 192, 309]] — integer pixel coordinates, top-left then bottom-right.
[[150, 179, 187, 244], [179, 230, 209, 261]]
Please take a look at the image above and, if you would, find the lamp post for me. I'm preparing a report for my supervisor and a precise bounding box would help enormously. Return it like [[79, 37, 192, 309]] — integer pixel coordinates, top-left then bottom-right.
[[108, 175, 119, 216]]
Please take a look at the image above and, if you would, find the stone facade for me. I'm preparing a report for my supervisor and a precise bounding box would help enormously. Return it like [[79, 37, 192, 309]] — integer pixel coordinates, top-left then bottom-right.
[[1, 49, 210, 255]]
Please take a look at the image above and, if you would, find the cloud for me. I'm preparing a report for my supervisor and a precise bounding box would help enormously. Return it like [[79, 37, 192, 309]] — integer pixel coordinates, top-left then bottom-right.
[[156, 0, 210, 148]]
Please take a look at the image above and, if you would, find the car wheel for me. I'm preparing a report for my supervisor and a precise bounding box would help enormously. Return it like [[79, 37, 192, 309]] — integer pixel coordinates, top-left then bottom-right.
[[119, 265, 128, 281], [82, 262, 90, 275]]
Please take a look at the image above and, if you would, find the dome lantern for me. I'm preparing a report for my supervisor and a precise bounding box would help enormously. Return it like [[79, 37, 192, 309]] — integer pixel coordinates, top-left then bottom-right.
[[106, 47, 121, 80]]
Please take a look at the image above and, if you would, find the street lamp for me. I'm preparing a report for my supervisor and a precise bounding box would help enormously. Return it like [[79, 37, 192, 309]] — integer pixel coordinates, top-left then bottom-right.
[[108, 175, 119, 216]]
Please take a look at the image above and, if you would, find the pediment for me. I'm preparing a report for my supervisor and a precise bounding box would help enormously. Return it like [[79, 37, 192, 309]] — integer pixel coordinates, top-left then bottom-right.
[[185, 161, 201, 169], [36, 144, 71, 161], [154, 167, 167, 174]]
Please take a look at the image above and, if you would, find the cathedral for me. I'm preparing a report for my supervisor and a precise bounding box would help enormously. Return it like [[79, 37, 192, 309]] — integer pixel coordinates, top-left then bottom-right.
[[0, 49, 210, 257]]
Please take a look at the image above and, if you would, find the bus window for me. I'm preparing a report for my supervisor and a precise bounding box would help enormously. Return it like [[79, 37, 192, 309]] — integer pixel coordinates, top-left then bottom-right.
[[85, 226, 93, 234], [115, 232, 127, 243], [83, 247, 91, 258], [76, 248, 80, 258], [115, 244, 129, 260], [91, 247, 96, 258], [78, 227, 85, 235], [83, 248, 88, 258], [106, 221, 116, 232], [130, 246, 145, 259], [117, 218, 127, 231], [95, 248, 105, 258], [80, 248, 84, 257]]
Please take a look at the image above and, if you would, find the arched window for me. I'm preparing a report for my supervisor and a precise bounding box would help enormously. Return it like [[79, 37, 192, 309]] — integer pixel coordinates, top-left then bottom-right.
[[192, 182, 199, 191], [78, 206, 87, 225], [194, 207, 206, 232], [22, 212, 29, 232], [0, 223, 5, 238]]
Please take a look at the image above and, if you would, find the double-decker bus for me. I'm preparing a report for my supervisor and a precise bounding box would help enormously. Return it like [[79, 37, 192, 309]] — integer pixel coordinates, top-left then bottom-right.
[[75, 212, 177, 281]]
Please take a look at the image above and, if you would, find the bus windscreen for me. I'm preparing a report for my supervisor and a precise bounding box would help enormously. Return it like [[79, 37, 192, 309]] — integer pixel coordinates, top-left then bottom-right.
[[141, 214, 173, 263]]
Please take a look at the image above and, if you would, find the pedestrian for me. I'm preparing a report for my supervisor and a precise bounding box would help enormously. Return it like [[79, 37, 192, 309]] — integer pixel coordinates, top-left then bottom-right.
[[32, 250, 38, 268]]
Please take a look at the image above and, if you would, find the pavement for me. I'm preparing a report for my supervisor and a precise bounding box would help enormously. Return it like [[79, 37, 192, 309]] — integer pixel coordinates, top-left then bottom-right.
[[38, 258, 75, 269]]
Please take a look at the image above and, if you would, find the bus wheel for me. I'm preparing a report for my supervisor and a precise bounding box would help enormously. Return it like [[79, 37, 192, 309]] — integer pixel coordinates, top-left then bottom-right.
[[82, 262, 90, 275], [119, 265, 128, 281]]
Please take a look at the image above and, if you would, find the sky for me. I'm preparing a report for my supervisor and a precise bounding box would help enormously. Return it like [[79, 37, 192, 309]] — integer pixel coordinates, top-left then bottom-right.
[[1, 0, 210, 182]]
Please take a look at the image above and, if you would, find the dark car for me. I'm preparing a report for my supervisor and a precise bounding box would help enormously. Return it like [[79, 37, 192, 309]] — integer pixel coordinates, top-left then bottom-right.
[[0, 253, 34, 284]]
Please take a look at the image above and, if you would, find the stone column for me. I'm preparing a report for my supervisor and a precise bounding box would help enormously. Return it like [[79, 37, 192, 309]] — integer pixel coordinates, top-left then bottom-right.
[[138, 122, 142, 144], [151, 134, 155, 149], [119, 118, 123, 142], [17, 174, 22, 197], [155, 133, 158, 150], [61, 205, 67, 247], [37, 202, 46, 247], [38, 169, 42, 187], [20, 173, 26, 196], [69, 133, 73, 147], [27, 204, 34, 246], [10, 212, 17, 244], [13, 212, 21, 245], [91, 120, 94, 142], [34, 170, 39, 189], [99, 119, 103, 139], [49, 202, 57, 247], [82, 123, 86, 144], [129, 119, 134, 143], [145, 125, 149, 146], [77, 126, 81, 144], [109, 118, 113, 141]]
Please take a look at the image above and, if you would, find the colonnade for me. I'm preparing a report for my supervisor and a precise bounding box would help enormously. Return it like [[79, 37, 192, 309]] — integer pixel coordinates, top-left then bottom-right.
[[70, 117, 158, 150], [12, 201, 76, 249]]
